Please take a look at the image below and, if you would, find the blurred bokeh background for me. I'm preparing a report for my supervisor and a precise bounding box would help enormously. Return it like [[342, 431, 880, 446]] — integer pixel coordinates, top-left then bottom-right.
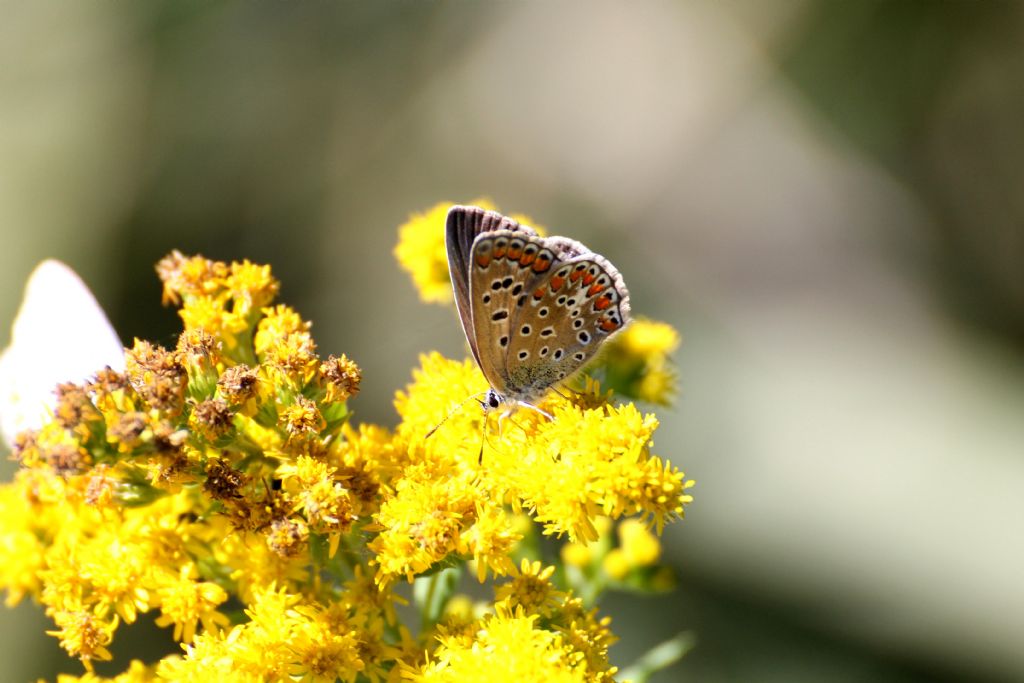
[[2, 1, 1023, 680]]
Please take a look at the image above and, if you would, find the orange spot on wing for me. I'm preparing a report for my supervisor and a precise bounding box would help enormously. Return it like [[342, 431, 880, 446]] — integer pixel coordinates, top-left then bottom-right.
[[507, 246, 523, 260], [532, 257, 550, 272], [582, 273, 596, 286], [594, 295, 612, 310], [533, 287, 546, 300], [519, 252, 536, 266], [600, 319, 620, 332], [494, 244, 507, 258], [570, 269, 584, 282], [549, 276, 565, 291], [476, 254, 492, 268], [587, 283, 605, 296]]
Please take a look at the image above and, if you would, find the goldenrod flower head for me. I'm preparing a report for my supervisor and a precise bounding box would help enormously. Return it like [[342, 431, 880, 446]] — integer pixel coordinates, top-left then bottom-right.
[[320, 353, 362, 403], [124, 340, 188, 416], [560, 542, 593, 569], [47, 610, 117, 668], [216, 363, 259, 405], [153, 564, 230, 643], [618, 518, 661, 567], [406, 609, 593, 683], [598, 317, 681, 406], [494, 560, 561, 615]]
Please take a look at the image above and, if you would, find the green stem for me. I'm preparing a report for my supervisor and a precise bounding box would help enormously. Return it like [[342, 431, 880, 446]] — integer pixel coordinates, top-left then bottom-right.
[[420, 571, 440, 633]]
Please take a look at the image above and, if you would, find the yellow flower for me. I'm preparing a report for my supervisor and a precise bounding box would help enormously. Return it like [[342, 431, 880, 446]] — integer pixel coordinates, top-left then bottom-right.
[[369, 467, 477, 584], [395, 199, 490, 304], [560, 542, 592, 569], [319, 354, 361, 403], [405, 609, 592, 683], [47, 610, 117, 667], [598, 317, 681, 405], [616, 318, 679, 357], [226, 260, 280, 317], [618, 518, 661, 567], [460, 503, 520, 582], [153, 564, 230, 643], [0, 474, 47, 605], [494, 560, 562, 616]]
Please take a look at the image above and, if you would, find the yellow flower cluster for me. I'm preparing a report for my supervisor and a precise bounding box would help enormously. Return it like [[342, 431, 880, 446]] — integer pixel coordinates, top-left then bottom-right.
[[1, 204, 693, 681], [405, 560, 616, 683], [599, 318, 681, 405]]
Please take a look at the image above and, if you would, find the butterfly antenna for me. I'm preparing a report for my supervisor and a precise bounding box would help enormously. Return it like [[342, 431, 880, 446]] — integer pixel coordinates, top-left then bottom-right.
[[425, 392, 487, 439], [552, 386, 585, 405]]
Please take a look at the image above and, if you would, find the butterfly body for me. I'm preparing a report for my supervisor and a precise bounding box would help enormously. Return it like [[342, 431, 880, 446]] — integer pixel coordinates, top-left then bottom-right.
[[446, 206, 630, 412]]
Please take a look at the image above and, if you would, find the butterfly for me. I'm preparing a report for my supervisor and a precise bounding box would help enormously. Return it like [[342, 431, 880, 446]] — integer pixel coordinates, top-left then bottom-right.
[[0, 261, 124, 448], [445, 205, 630, 420]]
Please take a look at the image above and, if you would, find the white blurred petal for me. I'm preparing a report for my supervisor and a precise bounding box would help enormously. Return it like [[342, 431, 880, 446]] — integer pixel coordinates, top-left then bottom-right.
[[0, 260, 124, 447]]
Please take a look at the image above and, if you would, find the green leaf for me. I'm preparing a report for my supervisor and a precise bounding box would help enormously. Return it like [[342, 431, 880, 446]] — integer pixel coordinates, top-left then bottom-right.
[[618, 631, 696, 683]]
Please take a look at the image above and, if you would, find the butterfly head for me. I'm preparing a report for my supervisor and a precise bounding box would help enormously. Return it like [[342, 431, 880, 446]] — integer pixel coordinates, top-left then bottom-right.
[[483, 388, 502, 412]]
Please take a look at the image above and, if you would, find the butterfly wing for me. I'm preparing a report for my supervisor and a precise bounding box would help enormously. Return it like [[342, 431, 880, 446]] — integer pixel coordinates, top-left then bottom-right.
[[506, 244, 630, 399], [468, 230, 629, 401], [445, 205, 535, 367], [0, 261, 124, 447]]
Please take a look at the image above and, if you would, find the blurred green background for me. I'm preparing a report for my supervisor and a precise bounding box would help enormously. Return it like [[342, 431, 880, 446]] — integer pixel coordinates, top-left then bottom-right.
[[2, 1, 1023, 681]]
